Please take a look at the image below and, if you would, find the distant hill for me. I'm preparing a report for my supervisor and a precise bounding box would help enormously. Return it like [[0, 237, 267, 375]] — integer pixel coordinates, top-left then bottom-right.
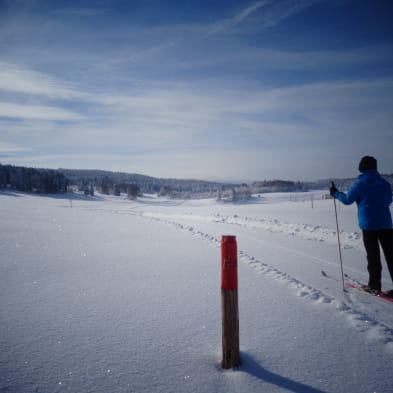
[[1, 163, 392, 199], [58, 168, 232, 198]]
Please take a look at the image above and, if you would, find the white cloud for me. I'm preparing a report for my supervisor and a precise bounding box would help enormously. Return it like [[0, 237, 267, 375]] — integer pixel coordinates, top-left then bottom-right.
[[2, 66, 392, 156], [0, 102, 85, 121], [0, 143, 33, 154], [0, 62, 78, 99]]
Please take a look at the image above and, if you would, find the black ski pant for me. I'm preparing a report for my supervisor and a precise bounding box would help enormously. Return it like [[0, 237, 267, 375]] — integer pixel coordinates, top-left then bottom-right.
[[362, 228, 393, 291]]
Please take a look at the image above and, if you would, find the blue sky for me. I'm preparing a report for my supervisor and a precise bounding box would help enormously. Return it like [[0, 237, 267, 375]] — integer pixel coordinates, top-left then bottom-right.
[[1, 0, 392, 181]]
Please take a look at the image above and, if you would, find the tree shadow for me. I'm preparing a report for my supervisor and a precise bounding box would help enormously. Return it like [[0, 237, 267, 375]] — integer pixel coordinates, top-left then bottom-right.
[[238, 352, 330, 393]]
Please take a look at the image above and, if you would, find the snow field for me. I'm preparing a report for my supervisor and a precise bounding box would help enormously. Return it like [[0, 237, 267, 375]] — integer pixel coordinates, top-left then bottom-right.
[[1, 191, 392, 393]]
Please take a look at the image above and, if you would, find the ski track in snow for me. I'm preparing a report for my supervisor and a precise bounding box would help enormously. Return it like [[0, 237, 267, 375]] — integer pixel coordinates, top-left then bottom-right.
[[217, 213, 362, 250], [101, 207, 393, 352], [93, 205, 363, 249], [122, 211, 362, 249]]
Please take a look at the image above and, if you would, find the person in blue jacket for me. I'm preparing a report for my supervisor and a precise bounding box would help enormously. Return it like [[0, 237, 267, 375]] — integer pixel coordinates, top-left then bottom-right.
[[330, 156, 393, 295]]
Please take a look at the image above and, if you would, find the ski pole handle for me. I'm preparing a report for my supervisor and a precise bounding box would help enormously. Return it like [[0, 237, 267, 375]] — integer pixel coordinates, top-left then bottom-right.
[[330, 182, 337, 198]]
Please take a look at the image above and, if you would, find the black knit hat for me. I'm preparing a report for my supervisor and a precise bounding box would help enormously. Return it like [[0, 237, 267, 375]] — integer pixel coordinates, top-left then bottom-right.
[[358, 156, 377, 172]]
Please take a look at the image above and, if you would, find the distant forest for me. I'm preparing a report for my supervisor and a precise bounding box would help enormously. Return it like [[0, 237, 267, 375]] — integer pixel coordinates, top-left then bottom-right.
[[1, 164, 392, 201], [59, 168, 228, 199], [0, 164, 68, 194]]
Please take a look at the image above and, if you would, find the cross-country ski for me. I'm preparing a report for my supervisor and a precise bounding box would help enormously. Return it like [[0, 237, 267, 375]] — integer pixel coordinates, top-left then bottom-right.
[[321, 270, 393, 303]]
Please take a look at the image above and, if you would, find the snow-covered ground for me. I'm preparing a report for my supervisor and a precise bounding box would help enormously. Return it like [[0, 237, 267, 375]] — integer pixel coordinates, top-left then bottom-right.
[[1, 190, 392, 393]]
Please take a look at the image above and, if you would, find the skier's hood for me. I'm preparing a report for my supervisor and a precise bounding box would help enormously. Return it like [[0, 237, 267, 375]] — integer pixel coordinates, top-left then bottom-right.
[[358, 169, 383, 186]]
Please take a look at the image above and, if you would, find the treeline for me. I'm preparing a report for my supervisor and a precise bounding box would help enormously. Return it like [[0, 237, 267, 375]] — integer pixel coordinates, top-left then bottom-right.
[[59, 168, 229, 199], [4, 164, 390, 201], [312, 174, 393, 191], [59, 169, 314, 199], [99, 178, 140, 200], [0, 164, 68, 193], [0, 165, 311, 200], [250, 180, 308, 194]]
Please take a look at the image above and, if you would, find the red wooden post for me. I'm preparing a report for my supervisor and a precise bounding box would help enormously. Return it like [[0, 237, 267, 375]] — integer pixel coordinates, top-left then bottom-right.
[[221, 235, 240, 369]]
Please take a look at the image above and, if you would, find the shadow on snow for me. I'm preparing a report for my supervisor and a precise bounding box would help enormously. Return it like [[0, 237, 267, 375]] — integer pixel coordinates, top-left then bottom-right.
[[230, 353, 329, 393]]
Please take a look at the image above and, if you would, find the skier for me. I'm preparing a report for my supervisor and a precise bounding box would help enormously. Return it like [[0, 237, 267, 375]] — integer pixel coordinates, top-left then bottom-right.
[[330, 156, 393, 296]]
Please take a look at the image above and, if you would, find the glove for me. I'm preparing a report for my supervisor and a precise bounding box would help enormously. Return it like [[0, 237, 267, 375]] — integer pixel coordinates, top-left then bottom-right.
[[329, 182, 338, 197]]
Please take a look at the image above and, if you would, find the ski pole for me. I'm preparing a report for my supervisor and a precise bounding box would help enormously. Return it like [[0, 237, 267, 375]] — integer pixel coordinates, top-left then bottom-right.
[[332, 182, 345, 292]]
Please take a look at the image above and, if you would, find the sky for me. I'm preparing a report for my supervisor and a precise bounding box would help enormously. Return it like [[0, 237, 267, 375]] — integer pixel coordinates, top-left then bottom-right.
[[0, 0, 393, 182]]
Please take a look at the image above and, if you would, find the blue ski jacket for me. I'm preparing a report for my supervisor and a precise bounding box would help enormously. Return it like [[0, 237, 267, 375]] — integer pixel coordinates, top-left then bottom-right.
[[333, 170, 392, 231]]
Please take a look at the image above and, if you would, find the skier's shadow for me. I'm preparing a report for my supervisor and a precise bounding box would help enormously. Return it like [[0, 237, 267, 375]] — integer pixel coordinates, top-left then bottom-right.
[[239, 353, 329, 393]]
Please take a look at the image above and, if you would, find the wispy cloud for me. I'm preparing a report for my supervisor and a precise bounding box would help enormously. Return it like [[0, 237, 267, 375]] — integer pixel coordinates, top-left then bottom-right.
[[0, 143, 33, 154], [0, 102, 85, 121], [255, 0, 321, 30], [208, 1, 271, 34], [52, 7, 109, 18], [207, 0, 320, 35], [2, 60, 391, 156], [0, 62, 78, 99]]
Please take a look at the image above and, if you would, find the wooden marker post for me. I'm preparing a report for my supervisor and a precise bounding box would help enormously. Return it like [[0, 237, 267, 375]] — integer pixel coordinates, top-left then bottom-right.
[[221, 235, 240, 369]]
